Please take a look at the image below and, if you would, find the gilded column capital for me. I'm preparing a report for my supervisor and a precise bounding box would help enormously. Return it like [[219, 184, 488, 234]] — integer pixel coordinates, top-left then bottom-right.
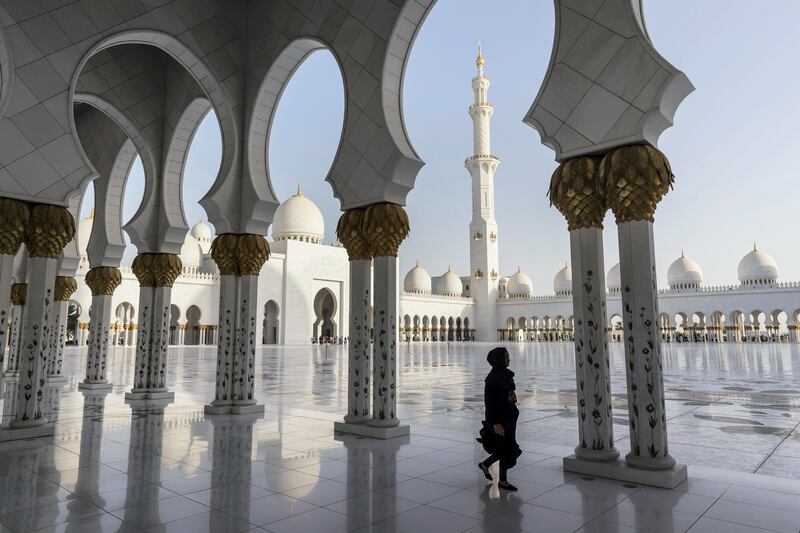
[[549, 156, 606, 230], [85, 267, 122, 296], [26, 204, 75, 258], [210, 234, 240, 276], [0, 198, 29, 256], [54, 276, 78, 301], [336, 209, 371, 261], [238, 234, 269, 276], [601, 144, 674, 224], [131, 253, 182, 288], [211, 234, 269, 276], [10, 283, 27, 306], [362, 203, 409, 258]]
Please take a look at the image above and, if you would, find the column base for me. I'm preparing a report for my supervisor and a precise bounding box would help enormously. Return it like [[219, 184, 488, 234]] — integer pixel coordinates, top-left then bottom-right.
[[204, 402, 264, 415], [79, 381, 112, 391], [343, 414, 370, 425], [563, 455, 687, 489], [125, 396, 174, 410], [125, 390, 174, 401], [3, 371, 19, 379], [574, 446, 620, 463], [335, 421, 410, 440], [46, 375, 68, 384], [0, 422, 55, 442]]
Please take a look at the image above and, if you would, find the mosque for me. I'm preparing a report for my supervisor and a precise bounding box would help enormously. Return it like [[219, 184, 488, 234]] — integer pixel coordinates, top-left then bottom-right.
[[31, 53, 800, 354]]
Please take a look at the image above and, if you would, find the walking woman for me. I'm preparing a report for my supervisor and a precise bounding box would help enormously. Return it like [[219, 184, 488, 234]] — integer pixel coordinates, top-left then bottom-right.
[[477, 346, 521, 490]]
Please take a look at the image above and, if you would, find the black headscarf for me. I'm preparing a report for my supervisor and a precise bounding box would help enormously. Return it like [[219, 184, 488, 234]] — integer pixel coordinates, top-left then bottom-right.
[[487, 347, 508, 368]]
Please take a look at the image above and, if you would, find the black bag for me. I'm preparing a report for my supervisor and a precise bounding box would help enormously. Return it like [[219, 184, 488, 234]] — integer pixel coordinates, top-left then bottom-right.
[[476, 420, 522, 468]]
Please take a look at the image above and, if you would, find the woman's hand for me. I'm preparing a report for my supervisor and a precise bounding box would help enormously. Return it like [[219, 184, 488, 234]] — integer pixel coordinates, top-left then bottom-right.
[[493, 424, 505, 436]]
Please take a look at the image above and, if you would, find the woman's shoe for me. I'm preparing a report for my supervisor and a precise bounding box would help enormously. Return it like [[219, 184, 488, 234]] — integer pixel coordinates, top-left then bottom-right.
[[478, 462, 492, 480], [498, 481, 518, 491]]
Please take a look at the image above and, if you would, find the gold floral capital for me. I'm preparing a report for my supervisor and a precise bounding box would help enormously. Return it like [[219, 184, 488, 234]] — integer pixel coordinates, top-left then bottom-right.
[[10, 283, 26, 306], [336, 209, 371, 261], [0, 198, 29, 256], [362, 203, 409, 258], [131, 253, 182, 288], [601, 144, 674, 224], [85, 267, 122, 296], [211, 234, 270, 276], [26, 204, 75, 258], [549, 156, 605, 230], [54, 276, 78, 301]]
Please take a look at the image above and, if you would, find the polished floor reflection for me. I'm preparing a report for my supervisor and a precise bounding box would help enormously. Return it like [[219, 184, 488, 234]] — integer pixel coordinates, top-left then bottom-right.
[[1, 342, 800, 532]]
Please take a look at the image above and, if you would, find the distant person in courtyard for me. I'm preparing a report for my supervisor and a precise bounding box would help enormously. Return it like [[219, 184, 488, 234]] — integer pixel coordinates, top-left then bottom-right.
[[477, 346, 521, 491]]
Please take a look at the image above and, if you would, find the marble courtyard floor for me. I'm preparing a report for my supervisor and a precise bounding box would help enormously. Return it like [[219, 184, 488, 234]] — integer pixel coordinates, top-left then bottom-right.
[[1, 342, 800, 532]]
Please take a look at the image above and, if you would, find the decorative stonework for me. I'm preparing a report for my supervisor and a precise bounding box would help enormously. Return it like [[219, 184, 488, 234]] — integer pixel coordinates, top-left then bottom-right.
[[131, 253, 182, 287], [602, 145, 674, 224], [86, 267, 123, 296], [10, 283, 26, 306], [26, 204, 75, 259], [362, 203, 409, 258], [211, 234, 270, 276], [53, 277, 77, 301], [336, 209, 371, 261], [549, 157, 606, 230], [0, 198, 29, 256]]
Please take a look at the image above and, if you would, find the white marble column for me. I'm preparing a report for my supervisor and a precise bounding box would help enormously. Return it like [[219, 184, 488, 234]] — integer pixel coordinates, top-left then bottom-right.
[[570, 228, 618, 461], [0, 199, 28, 376], [47, 276, 76, 382], [206, 274, 237, 413], [232, 275, 261, 413], [371, 255, 400, 429], [0, 254, 15, 373], [128, 254, 181, 401], [344, 259, 372, 424], [4, 284, 26, 377], [81, 268, 121, 390], [12, 256, 59, 430]]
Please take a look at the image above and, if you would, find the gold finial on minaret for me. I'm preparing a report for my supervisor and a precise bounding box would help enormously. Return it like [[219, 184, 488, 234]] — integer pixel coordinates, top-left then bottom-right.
[[476, 41, 485, 75], [295, 184, 302, 196]]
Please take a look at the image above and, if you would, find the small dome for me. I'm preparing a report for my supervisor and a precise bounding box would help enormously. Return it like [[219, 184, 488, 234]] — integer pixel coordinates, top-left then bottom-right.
[[404, 261, 431, 294], [553, 262, 572, 295], [271, 185, 324, 244], [190, 220, 212, 241], [607, 263, 621, 293], [77, 212, 93, 258], [507, 267, 532, 298], [179, 232, 201, 269], [738, 243, 778, 285], [667, 251, 702, 289], [436, 267, 463, 297]]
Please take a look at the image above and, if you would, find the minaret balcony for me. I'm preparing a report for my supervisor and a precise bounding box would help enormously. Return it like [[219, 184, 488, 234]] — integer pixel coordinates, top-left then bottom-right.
[[464, 154, 500, 165]]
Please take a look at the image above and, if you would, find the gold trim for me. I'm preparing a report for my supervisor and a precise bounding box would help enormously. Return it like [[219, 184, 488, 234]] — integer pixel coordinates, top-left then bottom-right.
[[10, 283, 26, 306], [601, 144, 674, 223], [210, 234, 270, 276], [26, 204, 75, 258], [54, 276, 77, 301], [549, 156, 606, 230], [0, 198, 29, 256], [362, 203, 409, 258], [336, 209, 371, 261], [131, 253, 182, 288]]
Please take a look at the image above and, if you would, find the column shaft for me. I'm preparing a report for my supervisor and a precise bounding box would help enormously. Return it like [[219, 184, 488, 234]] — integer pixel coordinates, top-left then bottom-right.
[[132, 288, 155, 392], [5, 302, 24, 375], [47, 300, 69, 380], [147, 286, 172, 392], [233, 275, 259, 407], [570, 227, 618, 462], [210, 275, 237, 409], [84, 294, 113, 384], [618, 220, 674, 470], [370, 256, 399, 428], [12, 257, 57, 428], [345, 259, 371, 423], [0, 254, 14, 367]]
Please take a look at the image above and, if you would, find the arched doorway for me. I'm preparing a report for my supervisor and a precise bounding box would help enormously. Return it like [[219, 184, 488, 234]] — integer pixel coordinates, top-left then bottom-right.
[[313, 289, 337, 341], [263, 300, 280, 344], [186, 305, 202, 345]]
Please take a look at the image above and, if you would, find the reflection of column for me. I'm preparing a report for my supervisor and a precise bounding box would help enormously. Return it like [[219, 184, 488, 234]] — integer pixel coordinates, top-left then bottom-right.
[[48, 276, 77, 382], [0, 199, 28, 373], [81, 267, 122, 390], [549, 156, 618, 464], [335, 209, 372, 428], [128, 254, 181, 401], [364, 203, 409, 437], [68, 389, 111, 517], [4, 283, 26, 376], [9, 205, 74, 436], [206, 234, 268, 415], [603, 145, 682, 478]]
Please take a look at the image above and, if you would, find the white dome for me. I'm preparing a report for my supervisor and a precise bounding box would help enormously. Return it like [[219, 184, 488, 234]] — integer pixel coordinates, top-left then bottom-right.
[[404, 261, 431, 294], [553, 262, 572, 295], [77, 213, 93, 258], [190, 220, 212, 241], [738, 244, 778, 285], [507, 267, 533, 298], [436, 267, 463, 297], [667, 251, 703, 289], [607, 263, 621, 293], [271, 186, 324, 244], [179, 232, 201, 269]]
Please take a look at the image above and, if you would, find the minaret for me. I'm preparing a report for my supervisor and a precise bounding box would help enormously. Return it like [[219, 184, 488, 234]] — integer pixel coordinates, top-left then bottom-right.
[[465, 42, 500, 341]]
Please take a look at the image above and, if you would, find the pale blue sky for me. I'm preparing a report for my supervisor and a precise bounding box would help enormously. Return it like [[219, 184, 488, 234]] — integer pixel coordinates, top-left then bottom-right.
[[80, 0, 800, 291]]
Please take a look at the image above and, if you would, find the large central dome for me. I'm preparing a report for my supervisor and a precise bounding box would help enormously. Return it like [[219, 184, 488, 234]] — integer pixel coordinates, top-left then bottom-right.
[[271, 186, 325, 244]]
